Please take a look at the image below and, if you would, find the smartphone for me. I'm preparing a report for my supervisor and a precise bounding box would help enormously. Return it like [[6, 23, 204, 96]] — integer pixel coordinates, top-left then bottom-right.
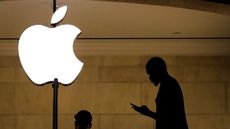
[[130, 103, 139, 107]]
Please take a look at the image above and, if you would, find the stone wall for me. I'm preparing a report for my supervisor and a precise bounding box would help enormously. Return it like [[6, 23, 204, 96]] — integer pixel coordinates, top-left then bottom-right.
[[0, 55, 229, 129]]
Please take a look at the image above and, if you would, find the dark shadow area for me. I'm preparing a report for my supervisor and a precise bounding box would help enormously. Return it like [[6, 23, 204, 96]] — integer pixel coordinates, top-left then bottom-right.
[[131, 57, 188, 129], [74, 110, 92, 129], [204, 0, 230, 5]]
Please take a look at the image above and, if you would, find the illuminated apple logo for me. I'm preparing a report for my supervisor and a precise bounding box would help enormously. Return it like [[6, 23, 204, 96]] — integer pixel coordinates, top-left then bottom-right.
[[18, 6, 83, 85]]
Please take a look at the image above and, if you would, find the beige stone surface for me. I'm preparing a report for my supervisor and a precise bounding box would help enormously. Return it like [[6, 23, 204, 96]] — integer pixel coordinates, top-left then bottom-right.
[[184, 66, 224, 82], [99, 66, 147, 82], [15, 83, 53, 114], [227, 84, 230, 114], [223, 67, 230, 82], [183, 83, 226, 113], [0, 68, 15, 82], [224, 115, 230, 129], [102, 56, 143, 66], [161, 56, 186, 66], [0, 56, 20, 67], [78, 56, 103, 66], [16, 115, 52, 129], [15, 68, 30, 82], [58, 83, 141, 114], [76, 66, 100, 82], [224, 56, 230, 66], [0, 84, 15, 114], [0, 116, 16, 129], [187, 114, 229, 129], [100, 115, 154, 129], [199, 56, 228, 66]]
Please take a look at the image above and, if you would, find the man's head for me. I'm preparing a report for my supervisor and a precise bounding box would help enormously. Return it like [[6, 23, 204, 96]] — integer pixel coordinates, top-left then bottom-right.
[[74, 110, 92, 129], [146, 57, 168, 86]]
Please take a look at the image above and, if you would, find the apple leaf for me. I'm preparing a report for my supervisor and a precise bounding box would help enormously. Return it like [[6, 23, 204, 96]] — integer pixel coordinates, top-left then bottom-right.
[[51, 5, 67, 25]]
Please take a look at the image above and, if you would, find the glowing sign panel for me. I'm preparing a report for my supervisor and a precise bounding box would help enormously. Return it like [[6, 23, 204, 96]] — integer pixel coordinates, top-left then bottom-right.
[[18, 6, 83, 85]]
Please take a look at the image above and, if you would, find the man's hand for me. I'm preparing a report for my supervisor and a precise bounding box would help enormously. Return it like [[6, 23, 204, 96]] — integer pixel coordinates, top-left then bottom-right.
[[130, 103, 152, 116]]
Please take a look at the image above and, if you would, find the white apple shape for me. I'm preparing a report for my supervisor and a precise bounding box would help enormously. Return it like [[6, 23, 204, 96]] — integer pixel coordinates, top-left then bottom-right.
[[18, 6, 83, 85]]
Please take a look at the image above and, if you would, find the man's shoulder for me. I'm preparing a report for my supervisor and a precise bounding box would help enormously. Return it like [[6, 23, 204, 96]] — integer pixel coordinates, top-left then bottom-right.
[[167, 75, 178, 83], [163, 75, 181, 89]]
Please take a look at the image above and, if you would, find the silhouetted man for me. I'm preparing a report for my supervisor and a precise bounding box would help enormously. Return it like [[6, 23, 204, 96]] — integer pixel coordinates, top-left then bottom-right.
[[74, 110, 92, 129], [131, 57, 188, 129]]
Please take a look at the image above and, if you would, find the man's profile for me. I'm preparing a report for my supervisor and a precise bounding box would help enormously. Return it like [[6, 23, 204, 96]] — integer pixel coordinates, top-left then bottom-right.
[[74, 110, 92, 129], [130, 57, 188, 129]]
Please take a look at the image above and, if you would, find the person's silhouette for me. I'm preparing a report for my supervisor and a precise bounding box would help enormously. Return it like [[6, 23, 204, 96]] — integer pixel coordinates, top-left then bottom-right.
[[131, 57, 188, 129], [74, 110, 92, 129]]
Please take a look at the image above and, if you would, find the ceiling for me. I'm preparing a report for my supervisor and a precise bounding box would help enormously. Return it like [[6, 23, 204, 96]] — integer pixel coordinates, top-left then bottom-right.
[[0, 0, 230, 39]]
